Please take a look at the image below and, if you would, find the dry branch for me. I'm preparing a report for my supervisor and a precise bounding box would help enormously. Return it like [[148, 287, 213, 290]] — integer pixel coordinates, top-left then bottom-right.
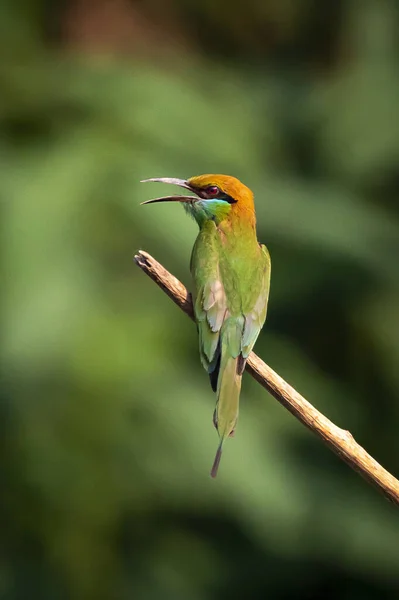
[[134, 250, 399, 505]]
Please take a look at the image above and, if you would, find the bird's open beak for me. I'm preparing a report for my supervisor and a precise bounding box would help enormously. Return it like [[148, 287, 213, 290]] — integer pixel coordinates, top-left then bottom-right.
[[140, 177, 198, 205]]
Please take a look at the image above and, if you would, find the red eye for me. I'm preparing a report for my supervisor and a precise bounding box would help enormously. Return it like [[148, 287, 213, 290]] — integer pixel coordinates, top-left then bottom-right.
[[207, 186, 219, 196]]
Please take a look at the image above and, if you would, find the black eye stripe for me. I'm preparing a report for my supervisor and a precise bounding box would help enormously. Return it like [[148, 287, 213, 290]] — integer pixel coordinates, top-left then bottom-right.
[[222, 193, 237, 204], [193, 185, 237, 203], [206, 187, 237, 204]]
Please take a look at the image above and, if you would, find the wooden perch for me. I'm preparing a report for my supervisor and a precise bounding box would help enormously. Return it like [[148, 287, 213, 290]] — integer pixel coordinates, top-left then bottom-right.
[[134, 250, 399, 505]]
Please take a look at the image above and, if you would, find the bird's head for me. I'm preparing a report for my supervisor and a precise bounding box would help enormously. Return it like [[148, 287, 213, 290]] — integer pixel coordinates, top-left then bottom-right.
[[141, 174, 255, 227]]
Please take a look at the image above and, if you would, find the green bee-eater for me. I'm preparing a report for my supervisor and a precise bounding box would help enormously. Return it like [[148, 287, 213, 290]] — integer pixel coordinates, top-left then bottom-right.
[[141, 175, 271, 477]]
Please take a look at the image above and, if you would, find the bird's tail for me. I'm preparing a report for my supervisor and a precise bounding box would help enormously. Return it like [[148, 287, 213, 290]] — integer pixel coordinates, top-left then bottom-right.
[[210, 351, 242, 478]]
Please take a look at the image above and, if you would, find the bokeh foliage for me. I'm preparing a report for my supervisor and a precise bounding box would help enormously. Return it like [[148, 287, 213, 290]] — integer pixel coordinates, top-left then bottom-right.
[[1, 1, 399, 598]]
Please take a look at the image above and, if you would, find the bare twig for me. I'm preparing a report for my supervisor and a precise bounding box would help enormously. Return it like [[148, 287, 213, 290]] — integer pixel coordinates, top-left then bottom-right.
[[134, 250, 399, 505]]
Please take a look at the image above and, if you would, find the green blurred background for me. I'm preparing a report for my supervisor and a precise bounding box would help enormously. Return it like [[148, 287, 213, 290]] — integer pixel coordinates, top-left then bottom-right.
[[2, 1, 399, 598]]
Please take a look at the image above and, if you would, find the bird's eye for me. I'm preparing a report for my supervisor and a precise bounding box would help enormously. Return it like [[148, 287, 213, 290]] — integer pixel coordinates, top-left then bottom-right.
[[206, 186, 220, 196]]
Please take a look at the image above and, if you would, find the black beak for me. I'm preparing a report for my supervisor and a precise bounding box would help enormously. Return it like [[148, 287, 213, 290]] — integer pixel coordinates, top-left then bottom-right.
[[140, 177, 198, 205]]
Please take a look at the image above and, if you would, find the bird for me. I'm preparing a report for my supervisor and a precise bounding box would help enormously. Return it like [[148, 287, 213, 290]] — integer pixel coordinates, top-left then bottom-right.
[[141, 175, 271, 477]]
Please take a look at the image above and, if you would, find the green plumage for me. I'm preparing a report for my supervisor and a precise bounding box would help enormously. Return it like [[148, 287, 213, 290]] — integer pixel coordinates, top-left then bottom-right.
[[190, 218, 271, 477]]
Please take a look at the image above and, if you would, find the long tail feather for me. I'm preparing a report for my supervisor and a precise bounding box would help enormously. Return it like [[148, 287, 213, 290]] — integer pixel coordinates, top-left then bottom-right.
[[210, 439, 223, 478], [210, 353, 242, 477]]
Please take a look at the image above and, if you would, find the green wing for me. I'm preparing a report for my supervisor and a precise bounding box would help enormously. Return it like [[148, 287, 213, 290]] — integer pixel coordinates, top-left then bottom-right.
[[241, 244, 271, 359], [190, 221, 228, 385]]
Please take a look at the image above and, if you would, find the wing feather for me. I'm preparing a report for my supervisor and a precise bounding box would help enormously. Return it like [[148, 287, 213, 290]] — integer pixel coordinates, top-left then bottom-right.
[[241, 244, 271, 358], [191, 222, 227, 372]]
